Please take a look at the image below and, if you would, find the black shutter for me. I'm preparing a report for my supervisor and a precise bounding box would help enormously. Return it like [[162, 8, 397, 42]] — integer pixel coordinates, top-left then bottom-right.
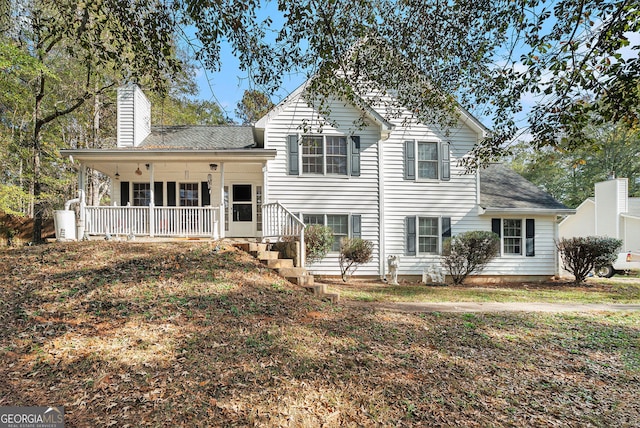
[[441, 142, 451, 181], [350, 136, 360, 177], [167, 182, 176, 207], [154, 182, 163, 206], [442, 217, 451, 239], [406, 216, 416, 256], [351, 214, 361, 238], [526, 219, 535, 257], [120, 181, 130, 206], [491, 218, 501, 237], [288, 135, 299, 175], [201, 182, 211, 206], [404, 140, 415, 180]]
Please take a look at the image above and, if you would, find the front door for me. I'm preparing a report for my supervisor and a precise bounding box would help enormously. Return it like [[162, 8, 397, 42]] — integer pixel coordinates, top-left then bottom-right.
[[228, 184, 255, 237]]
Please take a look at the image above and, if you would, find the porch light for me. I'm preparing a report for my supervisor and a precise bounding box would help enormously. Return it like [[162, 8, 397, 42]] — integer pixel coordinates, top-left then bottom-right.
[[145, 163, 150, 170], [209, 163, 218, 171], [207, 173, 213, 189], [115, 165, 120, 180], [135, 164, 142, 175]]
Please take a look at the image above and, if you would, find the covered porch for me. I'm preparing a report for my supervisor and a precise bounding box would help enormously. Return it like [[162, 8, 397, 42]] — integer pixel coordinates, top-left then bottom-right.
[[62, 148, 277, 240]]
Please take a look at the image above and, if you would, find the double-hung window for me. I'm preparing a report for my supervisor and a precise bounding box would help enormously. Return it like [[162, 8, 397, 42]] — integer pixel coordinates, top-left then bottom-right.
[[491, 218, 535, 257], [288, 135, 360, 176], [133, 183, 151, 206], [303, 214, 361, 252], [406, 216, 451, 255], [179, 183, 199, 207], [404, 140, 450, 181]]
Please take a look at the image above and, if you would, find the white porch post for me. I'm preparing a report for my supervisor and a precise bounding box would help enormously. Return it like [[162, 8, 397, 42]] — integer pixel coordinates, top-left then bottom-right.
[[78, 165, 87, 241], [219, 162, 225, 239], [149, 163, 155, 237]]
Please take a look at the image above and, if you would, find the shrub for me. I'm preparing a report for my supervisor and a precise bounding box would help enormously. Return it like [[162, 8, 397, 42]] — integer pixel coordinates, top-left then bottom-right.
[[339, 238, 374, 282], [442, 231, 500, 285], [557, 236, 622, 284], [304, 225, 334, 265]]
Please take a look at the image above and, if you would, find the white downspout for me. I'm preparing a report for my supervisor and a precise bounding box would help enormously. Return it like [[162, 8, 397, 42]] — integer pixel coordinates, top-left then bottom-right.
[[378, 130, 386, 280]]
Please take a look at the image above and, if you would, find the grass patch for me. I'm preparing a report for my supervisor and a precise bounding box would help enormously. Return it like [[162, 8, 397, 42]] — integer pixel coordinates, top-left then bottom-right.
[[0, 242, 638, 426], [328, 278, 640, 304]]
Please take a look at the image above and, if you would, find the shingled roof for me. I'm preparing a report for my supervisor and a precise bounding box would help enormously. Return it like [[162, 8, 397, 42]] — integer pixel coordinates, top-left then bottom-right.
[[138, 125, 256, 150], [480, 164, 570, 211]]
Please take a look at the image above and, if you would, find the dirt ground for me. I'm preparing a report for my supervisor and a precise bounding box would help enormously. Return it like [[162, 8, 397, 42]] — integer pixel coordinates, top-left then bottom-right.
[[0, 211, 55, 245]]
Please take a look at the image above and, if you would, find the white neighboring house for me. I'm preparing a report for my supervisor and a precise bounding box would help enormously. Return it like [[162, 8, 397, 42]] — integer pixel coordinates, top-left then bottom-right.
[[62, 81, 574, 280], [559, 178, 640, 253]]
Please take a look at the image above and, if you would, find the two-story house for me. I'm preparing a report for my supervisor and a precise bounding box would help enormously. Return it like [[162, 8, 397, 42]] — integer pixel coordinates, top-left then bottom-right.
[[62, 82, 573, 280]]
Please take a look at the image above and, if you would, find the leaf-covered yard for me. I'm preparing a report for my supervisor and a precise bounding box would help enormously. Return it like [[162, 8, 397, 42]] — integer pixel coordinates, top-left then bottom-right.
[[1, 242, 639, 426]]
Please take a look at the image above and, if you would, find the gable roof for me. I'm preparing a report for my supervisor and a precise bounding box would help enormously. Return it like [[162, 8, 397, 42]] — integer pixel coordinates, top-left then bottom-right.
[[254, 79, 394, 136], [138, 125, 256, 150], [480, 164, 574, 214]]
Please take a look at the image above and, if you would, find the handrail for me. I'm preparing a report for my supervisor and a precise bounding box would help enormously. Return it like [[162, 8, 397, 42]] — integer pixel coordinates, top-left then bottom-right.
[[84, 205, 220, 238], [262, 202, 306, 268]]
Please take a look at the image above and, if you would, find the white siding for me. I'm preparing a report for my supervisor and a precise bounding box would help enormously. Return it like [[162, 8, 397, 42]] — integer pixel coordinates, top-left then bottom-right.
[[264, 95, 380, 276], [559, 199, 595, 239], [117, 85, 150, 148], [261, 90, 561, 278], [464, 215, 560, 276], [117, 86, 135, 148], [380, 111, 480, 275]]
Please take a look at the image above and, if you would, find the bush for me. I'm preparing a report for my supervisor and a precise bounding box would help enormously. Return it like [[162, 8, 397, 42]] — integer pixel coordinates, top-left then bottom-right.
[[304, 225, 334, 265], [557, 236, 622, 284], [339, 238, 373, 282], [442, 231, 500, 285]]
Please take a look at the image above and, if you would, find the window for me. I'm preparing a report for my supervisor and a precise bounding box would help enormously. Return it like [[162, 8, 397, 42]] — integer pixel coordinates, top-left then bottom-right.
[[326, 215, 348, 251], [133, 183, 151, 206], [301, 136, 347, 175], [406, 216, 451, 256], [418, 142, 438, 179], [224, 186, 229, 231], [326, 137, 348, 174], [302, 136, 324, 174], [492, 218, 535, 257], [179, 183, 199, 207], [418, 217, 439, 253], [503, 219, 522, 255], [303, 214, 361, 252], [404, 140, 450, 181], [288, 135, 360, 176], [256, 186, 263, 232]]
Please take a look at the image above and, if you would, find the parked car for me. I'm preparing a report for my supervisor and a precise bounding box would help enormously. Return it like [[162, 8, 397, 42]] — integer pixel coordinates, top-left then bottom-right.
[[595, 251, 640, 277]]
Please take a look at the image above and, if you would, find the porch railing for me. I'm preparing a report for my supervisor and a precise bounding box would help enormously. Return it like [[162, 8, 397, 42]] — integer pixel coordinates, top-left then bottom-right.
[[85, 205, 221, 238], [262, 202, 306, 267]]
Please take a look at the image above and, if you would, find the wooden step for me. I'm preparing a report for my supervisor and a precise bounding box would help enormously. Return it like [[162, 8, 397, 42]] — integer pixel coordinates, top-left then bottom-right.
[[235, 242, 269, 253], [289, 275, 316, 288], [278, 267, 309, 278], [263, 258, 294, 269], [322, 292, 340, 304], [252, 250, 280, 260]]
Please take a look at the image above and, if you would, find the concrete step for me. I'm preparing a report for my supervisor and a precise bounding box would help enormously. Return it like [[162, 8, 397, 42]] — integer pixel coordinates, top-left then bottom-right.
[[263, 258, 294, 269]]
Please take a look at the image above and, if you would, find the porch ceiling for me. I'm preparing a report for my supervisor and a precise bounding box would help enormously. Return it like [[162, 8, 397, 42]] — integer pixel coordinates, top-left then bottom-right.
[[61, 148, 276, 178]]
